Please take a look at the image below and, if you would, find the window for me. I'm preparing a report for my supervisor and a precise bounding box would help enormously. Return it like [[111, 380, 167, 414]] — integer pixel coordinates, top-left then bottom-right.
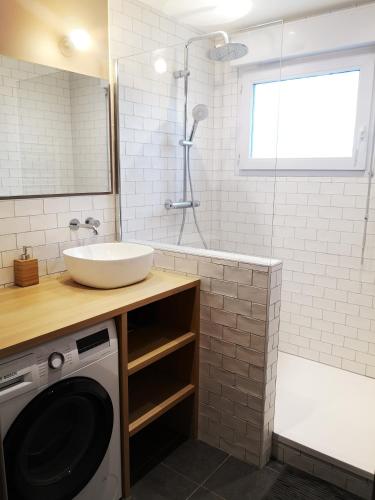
[[237, 53, 374, 172]]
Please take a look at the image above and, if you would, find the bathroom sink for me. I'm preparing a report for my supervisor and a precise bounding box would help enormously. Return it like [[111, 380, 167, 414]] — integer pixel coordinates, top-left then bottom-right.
[[63, 242, 154, 289]]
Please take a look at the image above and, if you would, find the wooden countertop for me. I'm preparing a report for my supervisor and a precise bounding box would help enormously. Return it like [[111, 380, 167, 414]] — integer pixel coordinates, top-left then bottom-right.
[[0, 270, 199, 359]]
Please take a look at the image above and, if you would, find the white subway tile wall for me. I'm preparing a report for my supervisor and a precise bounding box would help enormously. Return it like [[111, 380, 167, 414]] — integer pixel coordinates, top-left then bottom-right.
[[112, 0, 220, 248], [0, 195, 116, 286], [213, 62, 375, 379]]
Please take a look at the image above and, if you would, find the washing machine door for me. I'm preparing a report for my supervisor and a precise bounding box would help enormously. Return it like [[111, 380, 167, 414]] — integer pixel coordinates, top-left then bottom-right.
[[3, 376, 114, 500]]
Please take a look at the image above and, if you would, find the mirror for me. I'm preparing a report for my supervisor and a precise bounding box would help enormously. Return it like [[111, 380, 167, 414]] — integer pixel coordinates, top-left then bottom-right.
[[0, 54, 111, 198]]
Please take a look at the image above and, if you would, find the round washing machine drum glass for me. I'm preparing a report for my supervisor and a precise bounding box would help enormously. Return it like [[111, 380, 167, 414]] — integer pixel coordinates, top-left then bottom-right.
[[4, 376, 114, 500]]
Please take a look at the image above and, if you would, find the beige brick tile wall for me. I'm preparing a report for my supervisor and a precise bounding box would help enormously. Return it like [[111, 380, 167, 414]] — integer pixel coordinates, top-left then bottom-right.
[[152, 244, 282, 467]]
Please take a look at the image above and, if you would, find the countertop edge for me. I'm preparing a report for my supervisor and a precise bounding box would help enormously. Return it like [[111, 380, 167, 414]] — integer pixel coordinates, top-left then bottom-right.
[[0, 270, 200, 360]]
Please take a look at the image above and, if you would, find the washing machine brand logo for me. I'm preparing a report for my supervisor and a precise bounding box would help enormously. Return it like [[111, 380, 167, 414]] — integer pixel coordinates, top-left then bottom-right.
[[0, 371, 17, 381]]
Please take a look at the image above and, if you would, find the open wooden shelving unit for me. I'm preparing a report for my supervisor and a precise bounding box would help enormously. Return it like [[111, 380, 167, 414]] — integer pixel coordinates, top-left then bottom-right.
[[0, 270, 200, 500], [116, 281, 200, 498]]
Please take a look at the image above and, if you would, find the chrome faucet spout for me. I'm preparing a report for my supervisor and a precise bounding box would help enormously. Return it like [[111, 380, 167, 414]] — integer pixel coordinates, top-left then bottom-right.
[[69, 217, 100, 235]]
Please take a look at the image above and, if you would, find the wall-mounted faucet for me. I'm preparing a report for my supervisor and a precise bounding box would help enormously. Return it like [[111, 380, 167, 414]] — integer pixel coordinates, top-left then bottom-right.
[[69, 217, 100, 235]]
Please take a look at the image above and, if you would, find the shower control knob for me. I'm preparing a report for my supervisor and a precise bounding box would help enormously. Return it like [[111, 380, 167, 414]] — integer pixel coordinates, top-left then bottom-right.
[[48, 352, 65, 370]]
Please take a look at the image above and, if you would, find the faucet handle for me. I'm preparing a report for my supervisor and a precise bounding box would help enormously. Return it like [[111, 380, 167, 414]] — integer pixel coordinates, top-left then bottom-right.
[[69, 218, 80, 231], [85, 217, 100, 228]]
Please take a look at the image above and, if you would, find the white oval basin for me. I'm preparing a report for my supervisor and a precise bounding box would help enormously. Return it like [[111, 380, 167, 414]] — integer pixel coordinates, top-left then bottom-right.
[[63, 242, 154, 289]]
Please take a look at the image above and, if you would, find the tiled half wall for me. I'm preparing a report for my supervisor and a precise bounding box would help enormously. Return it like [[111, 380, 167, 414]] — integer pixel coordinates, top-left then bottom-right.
[[151, 243, 282, 467]]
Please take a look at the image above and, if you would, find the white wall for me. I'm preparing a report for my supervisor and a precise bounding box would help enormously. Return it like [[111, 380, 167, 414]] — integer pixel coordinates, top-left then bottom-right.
[[231, 3, 375, 67]]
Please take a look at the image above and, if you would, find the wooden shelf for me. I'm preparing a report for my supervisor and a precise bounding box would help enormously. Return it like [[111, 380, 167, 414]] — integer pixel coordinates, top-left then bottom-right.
[[128, 370, 195, 437], [117, 279, 200, 498], [128, 328, 196, 375]]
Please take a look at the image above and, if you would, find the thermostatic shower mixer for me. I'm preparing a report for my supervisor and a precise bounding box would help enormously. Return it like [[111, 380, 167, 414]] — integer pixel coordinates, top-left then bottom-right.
[[165, 199, 200, 210]]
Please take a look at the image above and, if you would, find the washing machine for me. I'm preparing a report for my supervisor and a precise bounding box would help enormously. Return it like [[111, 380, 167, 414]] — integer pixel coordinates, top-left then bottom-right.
[[0, 319, 122, 500]]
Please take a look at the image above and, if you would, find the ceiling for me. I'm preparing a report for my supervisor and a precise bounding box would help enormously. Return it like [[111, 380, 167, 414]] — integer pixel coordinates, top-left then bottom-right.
[[139, 0, 370, 31]]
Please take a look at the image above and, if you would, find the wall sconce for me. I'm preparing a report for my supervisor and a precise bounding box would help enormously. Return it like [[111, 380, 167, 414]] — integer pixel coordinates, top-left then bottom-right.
[[59, 28, 92, 56]]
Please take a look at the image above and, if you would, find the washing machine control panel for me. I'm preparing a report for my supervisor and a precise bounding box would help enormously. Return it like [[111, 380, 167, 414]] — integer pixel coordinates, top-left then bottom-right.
[[48, 352, 65, 370], [1, 320, 118, 391]]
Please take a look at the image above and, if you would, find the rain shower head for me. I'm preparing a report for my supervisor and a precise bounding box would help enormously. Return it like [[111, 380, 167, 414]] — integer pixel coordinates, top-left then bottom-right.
[[208, 42, 248, 62], [189, 104, 208, 142], [174, 32, 248, 80]]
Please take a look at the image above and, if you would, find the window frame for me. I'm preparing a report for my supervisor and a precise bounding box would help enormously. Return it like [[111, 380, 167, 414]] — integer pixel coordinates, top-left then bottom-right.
[[237, 52, 375, 173]]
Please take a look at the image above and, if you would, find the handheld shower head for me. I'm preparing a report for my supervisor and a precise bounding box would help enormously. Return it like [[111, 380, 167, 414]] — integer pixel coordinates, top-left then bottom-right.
[[192, 104, 209, 122], [189, 104, 208, 142]]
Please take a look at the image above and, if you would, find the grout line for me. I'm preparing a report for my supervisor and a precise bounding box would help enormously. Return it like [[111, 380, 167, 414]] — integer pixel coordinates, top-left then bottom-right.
[[188, 487, 226, 500], [185, 454, 231, 500], [200, 454, 231, 489], [161, 462, 202, 489], [184, 484, 206, 499]]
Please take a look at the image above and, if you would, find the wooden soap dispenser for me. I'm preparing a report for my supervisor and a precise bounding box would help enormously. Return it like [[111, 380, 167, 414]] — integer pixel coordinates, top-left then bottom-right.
[[14, 246, 39, 287]]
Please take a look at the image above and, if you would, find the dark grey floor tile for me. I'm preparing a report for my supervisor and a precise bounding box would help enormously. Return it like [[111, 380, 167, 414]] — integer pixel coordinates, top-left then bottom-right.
[[131, 463, 198, 500], [205, 456, 279, 500], [265, 466, 362, 500], [188, 487, 224, 500], [163, 440, 228, 484]]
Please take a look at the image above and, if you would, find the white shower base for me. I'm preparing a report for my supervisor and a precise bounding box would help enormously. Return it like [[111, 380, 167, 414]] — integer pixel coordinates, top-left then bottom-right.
[[274, 351, 375, 476]]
